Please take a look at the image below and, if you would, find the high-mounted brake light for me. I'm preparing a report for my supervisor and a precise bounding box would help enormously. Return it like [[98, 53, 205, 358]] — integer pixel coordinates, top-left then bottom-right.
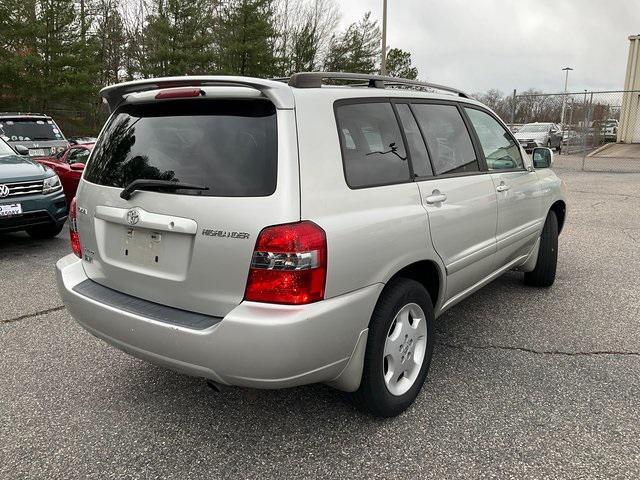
[[155, 87, 203, 100], [244, 221, 327, 305], [69, 197, 82, 258]]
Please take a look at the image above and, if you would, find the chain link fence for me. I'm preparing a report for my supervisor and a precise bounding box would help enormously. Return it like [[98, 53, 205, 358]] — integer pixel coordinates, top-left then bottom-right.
[[509, 90, 640, 172]]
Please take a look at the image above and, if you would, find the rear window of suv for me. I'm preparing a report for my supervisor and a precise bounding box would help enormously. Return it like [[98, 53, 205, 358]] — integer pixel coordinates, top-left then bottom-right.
[[85, 99, 277, 197]]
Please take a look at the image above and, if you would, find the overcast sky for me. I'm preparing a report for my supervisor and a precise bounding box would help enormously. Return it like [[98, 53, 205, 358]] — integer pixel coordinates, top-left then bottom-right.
[[338, 0, 639, 94]]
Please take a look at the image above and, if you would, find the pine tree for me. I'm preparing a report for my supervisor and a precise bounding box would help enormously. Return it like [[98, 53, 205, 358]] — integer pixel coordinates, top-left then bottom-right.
[[323, 12, 380, 74], [140, 0, 216, 77], [215, 0, 279, 77], [95, 0, 126, 86], [385, 48, 418, 79], [0, 0, 99, 110]]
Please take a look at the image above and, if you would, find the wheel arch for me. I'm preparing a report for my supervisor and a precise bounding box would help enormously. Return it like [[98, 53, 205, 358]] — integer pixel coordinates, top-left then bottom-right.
[[550, 200, 566, 234], [385, 259, 444, 313]]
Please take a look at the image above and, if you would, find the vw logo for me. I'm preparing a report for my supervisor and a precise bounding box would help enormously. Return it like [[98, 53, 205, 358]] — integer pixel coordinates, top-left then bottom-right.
[[126, 209, 140, 225], [0, 185, 9, 198]]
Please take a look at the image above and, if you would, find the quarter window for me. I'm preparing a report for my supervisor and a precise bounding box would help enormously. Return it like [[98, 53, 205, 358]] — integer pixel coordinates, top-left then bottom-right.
[[411, 104, 479, 175], [336, 102, 411, 188], [465, 108, 524, 170]]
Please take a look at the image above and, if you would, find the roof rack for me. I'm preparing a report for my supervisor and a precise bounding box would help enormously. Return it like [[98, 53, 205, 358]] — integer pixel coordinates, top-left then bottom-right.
[[286, 72, 469, 98]]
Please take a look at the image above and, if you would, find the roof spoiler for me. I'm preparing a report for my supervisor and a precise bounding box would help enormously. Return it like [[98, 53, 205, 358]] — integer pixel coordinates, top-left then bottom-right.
[[99, 76, 295, 112]]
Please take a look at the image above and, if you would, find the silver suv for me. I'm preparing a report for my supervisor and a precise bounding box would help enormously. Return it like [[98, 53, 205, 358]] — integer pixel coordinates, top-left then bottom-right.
[[56, 73, 566, 417]]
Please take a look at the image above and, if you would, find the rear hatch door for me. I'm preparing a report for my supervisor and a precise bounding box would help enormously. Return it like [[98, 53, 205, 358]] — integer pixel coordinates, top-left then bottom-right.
[[76, 95, 299, 318]]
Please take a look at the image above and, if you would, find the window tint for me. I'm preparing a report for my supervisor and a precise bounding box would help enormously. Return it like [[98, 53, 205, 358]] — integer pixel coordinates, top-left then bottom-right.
[[68, 148, 91, 165], [465, 108, 524, 170], [395, 104, 433, 177], [85, 99, 277, 197], [411, 104, 478, 175], [336, 102, 411, 188]]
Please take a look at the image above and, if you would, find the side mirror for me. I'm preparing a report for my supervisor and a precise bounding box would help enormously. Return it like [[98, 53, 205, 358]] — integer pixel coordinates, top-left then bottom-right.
[[532, 147, 553, 169], [14, 145, 29, 155], [69, 162, 85, 171]]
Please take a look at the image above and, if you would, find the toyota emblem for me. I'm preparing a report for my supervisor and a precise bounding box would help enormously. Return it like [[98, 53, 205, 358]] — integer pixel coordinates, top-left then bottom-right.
[[126, 209, 140, 225], [0, 185, 9, 198]]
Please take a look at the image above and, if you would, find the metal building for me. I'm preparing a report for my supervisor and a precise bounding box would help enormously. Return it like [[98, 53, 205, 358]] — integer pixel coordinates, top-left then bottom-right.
[[618, 34, 640, 143]]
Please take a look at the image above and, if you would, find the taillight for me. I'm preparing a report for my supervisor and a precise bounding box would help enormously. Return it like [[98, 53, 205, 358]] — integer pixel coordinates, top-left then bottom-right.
[[244, 221, 327, 305], [69, 197, 82, 258]]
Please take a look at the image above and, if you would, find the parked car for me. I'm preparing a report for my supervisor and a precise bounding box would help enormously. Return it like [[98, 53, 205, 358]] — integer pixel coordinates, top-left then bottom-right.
[[0, 137, 68, 237], [514, 122, 563, 152], [0, 113, 69, 157], [594, 119, 618, 142], [562, 129, 580, 145], [68, 136, 98, 146], [56, 74, 566, 417], [37, 143, 93, 204]]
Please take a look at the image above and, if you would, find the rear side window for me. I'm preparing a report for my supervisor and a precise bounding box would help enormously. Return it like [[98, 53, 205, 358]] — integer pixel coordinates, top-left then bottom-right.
[[68, 148, 91, 165], [395, 104, 433, 177], [85, 99, 277, 197], [412, 104, 479, 175], [336, 102, 411, 188], [465, 108, 523, 170]]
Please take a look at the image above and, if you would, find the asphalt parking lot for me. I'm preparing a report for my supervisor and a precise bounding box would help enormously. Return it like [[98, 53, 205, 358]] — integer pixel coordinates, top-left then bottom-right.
[[2, 166, 639, 479]]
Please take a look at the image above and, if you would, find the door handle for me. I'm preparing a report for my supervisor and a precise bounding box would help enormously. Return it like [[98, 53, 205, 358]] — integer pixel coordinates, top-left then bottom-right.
[[496, 184, 510, 192], [425, 193, 447, 204]]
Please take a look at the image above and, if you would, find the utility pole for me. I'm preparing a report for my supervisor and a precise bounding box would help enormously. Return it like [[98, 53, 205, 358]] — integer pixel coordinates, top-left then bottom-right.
[[380, 0, 388, 75], [560, 66, 573, 126]]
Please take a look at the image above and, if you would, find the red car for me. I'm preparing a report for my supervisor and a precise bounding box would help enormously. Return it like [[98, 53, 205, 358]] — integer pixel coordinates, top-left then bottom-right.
[[37, 143, 93, 204]]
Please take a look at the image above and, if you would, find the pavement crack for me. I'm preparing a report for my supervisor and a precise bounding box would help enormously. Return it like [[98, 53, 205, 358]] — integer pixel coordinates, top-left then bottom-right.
[[1, 305, 66, 325], [623, 229, 639, 243], [569, 189, 638, 200], [437, 341, 640, 358]]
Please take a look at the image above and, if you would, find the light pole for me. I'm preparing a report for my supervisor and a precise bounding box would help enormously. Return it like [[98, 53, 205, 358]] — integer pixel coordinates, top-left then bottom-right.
[[560, 67, 573, 126], [380, 0, 388, 75]]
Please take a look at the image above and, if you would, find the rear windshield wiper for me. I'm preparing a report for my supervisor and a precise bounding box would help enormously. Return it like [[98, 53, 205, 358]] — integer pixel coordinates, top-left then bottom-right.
[[120, 179, 209, 200]]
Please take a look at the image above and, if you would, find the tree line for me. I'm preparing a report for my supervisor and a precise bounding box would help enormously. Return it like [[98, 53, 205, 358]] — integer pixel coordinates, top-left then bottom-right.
[[471, 89, 620, 127], [0, 0, 419, 120]]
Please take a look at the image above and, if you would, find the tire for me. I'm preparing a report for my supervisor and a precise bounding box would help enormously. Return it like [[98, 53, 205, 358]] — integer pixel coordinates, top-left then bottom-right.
[[524, 211, 558, 287], [26, 223, 64, 239], [352, 278, 435, 417]]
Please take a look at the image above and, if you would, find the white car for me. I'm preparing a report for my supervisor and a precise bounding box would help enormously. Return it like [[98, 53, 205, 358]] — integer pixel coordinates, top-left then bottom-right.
[[56, 73, 566, 417]]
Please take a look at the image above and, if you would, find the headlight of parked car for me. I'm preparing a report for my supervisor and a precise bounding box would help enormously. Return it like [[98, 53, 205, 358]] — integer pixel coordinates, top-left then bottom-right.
[[43, 174, 62, 194]]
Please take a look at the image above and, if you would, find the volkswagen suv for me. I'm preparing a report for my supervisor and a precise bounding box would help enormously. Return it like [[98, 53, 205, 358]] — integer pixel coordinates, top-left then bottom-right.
[[56, 73, 566, 417]]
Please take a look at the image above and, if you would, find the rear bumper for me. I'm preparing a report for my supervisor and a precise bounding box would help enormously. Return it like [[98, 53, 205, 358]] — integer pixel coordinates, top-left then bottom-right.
[[0, 190, 67, 233], [56, 254, 381, 389]]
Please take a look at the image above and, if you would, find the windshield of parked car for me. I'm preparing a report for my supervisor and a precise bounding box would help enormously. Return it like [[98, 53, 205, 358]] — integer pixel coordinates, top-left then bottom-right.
[[518, 124, 550, 133], [0, 118, 63, 142], [0, 138, 15, 156]]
